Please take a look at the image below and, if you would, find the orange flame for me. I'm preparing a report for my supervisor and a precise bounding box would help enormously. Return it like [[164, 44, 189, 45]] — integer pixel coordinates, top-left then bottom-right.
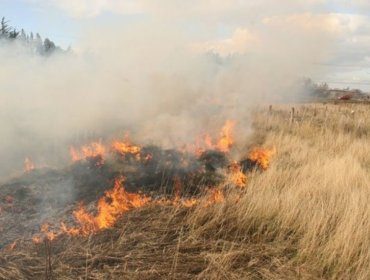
[[32, 223, 57, 243], [63, 177, 150, 235], [70, 141, 106, 164], [202, 120, 236, 153], [171, 177, 200, 208], [32, 236, 42, 245], [32, 181, 230, 242], [111, 139, 141, 160], [216, 120, 235, 152], [248, 147, 276, 170], [60, 222, 80, 236], [206, 188, 225, 205], [181, 198, 198, 208], [24, 157, 35, 172], [144, 153, 153, 161], [228, 162, 247, 188], [41, 223, 57, 241], [180, 120, 236, 156]]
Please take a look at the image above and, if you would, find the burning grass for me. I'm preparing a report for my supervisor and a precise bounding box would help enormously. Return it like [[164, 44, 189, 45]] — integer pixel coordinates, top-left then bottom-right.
[[1, 103, 370, 279]]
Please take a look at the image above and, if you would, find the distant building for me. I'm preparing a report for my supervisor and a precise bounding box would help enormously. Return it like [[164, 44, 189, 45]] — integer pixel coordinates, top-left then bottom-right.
[[327, 89, 369, 100]]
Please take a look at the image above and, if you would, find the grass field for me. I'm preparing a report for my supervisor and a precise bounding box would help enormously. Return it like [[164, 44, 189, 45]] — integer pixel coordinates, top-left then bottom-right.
[[188, 102, 370, 279], [2, 102, 370, 279]]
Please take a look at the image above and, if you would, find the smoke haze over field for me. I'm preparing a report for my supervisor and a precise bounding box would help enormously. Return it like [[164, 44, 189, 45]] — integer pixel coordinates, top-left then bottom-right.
[[0, 1, 337, 177]]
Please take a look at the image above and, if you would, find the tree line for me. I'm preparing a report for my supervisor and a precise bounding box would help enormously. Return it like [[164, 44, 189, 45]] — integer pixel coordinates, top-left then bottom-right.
[[0, 17, 65, 55]]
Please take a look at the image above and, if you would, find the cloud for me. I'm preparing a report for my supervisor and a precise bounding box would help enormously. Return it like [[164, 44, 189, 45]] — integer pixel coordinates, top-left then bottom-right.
[[192, 28, 259, 57], [22, 1, 370, 88], [35, 0, 143, 17], [263, 13, 343, 33], [32, 0, 329, 19]]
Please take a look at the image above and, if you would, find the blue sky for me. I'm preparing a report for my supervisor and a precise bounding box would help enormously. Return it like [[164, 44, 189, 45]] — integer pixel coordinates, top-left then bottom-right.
[[1, 1, 79, 47]]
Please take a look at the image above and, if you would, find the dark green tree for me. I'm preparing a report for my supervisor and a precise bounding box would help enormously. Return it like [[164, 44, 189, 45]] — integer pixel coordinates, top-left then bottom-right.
[[0, 17, 10, 37], [43, 38, 56, 54]]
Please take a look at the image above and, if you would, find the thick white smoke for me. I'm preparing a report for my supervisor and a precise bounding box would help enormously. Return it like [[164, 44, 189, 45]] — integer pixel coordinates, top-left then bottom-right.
[[0, 5, 335, 177]]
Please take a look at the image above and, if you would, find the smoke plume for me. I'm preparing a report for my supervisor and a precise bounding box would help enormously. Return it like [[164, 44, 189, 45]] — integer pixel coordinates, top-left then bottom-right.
[[0, 3, 335, 177]]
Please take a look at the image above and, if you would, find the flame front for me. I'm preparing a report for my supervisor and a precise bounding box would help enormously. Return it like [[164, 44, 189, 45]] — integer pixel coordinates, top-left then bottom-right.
[[248, 147, 276, 170], [32, 236, 42, 244], [228, 162, 247, 188], [41, 223, 57, 241], [206, 189, 225, 205], [111, 139, 141, 160], [189, 120, 236, 155], [28, 130, 277, 243], [216, 120, 236, 152], [63, 177, 150, 235], [70, 141, 106, 164]]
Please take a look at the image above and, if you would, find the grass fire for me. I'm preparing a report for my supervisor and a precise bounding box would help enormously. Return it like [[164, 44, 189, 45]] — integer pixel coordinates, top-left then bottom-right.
[[24, 121, 274, 241], [1, 2, 370, 280], [1, 116, 277, 278]]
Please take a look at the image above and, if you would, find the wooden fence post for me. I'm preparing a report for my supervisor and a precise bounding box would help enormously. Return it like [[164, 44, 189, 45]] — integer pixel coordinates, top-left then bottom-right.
[[290, 107, 295, 124]]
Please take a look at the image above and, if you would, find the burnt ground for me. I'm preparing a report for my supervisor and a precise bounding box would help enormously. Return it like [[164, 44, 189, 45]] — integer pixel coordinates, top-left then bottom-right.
[[0, 163, 117, 249], [0, 147, 259, 249]]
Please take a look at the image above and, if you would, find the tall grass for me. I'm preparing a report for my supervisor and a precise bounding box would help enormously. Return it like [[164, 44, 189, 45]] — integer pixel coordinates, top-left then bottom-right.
[[189, 103, 370, 279]]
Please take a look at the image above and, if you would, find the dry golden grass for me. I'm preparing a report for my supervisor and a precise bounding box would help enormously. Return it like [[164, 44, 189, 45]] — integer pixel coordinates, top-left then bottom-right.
[[1, 102, 369, 279], [189, 102, 370, 279]]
